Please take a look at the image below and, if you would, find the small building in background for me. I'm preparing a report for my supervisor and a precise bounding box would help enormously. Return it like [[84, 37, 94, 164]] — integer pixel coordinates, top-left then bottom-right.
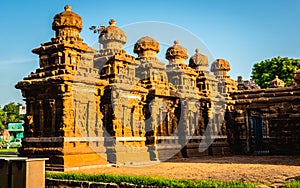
[[19, 105, 26, 115], [7, 123, 24, 141]]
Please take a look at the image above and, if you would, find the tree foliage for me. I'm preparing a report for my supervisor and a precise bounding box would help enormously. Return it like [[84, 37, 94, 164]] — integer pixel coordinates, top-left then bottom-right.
[[0, 108, 6, 130], [0, 121, 4, 130], [251, 56, 300, 88], [0, 102, 24, 129]]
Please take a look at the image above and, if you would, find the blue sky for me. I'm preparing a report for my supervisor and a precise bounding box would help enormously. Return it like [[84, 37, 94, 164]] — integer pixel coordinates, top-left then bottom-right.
[[1, 0, 300, 106]]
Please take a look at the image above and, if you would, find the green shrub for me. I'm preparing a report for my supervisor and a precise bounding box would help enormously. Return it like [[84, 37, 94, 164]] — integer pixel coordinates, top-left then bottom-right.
[[46, 172, 259, 188], [0, 148, 18, 152], [283, 180, 300, 188]]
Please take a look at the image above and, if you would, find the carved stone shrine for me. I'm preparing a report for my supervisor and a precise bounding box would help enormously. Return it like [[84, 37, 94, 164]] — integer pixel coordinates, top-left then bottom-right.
[[16, 5, 300, 171]]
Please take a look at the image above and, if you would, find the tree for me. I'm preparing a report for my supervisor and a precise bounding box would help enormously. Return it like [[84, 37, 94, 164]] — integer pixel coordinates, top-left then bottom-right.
[[251, 56, 300, 88], [0, 108, 5, 129], [2, 102, 24, 123], [0, 120, 4, 130]]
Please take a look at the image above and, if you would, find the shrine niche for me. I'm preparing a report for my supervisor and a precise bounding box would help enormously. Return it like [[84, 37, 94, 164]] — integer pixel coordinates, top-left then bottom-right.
[[95, 20, 150, 164]]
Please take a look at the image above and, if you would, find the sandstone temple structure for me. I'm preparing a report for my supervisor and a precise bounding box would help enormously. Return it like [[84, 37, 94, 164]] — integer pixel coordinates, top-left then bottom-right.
[[16, 5, 300, 171]]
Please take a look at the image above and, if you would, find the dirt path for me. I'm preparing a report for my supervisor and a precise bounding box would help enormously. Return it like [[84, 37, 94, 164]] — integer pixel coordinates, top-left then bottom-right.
[[70, 156, 300, 184]]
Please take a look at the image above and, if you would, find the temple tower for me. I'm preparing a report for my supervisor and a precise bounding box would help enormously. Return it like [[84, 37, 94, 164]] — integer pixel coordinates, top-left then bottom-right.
[[189, 49, 219, 98], [189, 49, 219, 135], [94, 20, 150, 164], [94, 19, 132, 83], [166, 41, 199, 98], [189, 52, 230, 155], [134, 36, 180, 161], [211, 59, 237, 95], [16, 5, 108, 171], [166, 41, 205, 157]]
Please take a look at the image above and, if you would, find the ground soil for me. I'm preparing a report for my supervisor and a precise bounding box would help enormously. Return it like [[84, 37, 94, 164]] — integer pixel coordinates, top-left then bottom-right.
[[70, 155, 300, 184]]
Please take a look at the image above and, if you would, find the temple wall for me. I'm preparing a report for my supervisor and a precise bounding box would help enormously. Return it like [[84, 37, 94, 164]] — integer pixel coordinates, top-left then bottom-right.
[[15, 5, 243, 171], [229, 87, 300, 155]]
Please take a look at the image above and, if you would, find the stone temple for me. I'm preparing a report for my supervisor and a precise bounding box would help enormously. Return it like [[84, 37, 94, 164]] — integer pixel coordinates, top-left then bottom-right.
[[16, 5, 300, 171]]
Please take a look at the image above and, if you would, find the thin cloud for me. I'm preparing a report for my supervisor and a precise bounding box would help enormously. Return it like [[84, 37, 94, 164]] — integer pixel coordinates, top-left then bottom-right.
[[0, 58, 36, 65]]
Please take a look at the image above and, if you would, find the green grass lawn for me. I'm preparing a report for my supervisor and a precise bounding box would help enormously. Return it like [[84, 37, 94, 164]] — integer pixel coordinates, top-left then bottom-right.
[[0, 148, 18, 152], [46, 172, 300, 188], [0, 148, 18, 157], [46, 172, 259, 188], [283, 177, 300, 188]]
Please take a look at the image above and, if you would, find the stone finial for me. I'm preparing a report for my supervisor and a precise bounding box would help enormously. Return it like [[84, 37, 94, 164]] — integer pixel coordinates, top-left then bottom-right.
[[189, 48, 208, 68], [270, 75, 285, 88], [109, 19, 116, 26], [165, 40, 188, 60], [99, 19, 126, 46], [64, 5, 72, 11]]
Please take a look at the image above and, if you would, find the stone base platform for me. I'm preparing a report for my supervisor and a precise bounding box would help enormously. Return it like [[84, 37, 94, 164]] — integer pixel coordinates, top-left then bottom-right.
[[106, 146, 150, 164], [185, 143, 209, 157], [19, 137, 108, 171], [148, 144, 183, 161], [209, 141, 231, 155]]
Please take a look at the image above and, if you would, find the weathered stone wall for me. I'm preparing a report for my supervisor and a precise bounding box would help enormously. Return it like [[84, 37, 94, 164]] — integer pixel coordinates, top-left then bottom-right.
[[16, 5, 239, 171], [229, 87, 300, 155]]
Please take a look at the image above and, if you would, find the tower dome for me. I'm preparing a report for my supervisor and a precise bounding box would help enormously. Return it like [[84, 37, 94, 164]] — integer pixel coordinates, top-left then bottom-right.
[[211, 59, 230, 72], [134, 36, 160, 58], [189, 48, 209, 69], [52, 5, 82, 41], [165, 40, 188, 61], [211, 59, 231, 78], [99, 19, 126, 50]]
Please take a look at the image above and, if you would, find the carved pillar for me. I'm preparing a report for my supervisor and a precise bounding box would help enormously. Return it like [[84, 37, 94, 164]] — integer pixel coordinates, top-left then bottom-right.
[[38, 100, 44, 137], [49, 100, 56, 137]]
